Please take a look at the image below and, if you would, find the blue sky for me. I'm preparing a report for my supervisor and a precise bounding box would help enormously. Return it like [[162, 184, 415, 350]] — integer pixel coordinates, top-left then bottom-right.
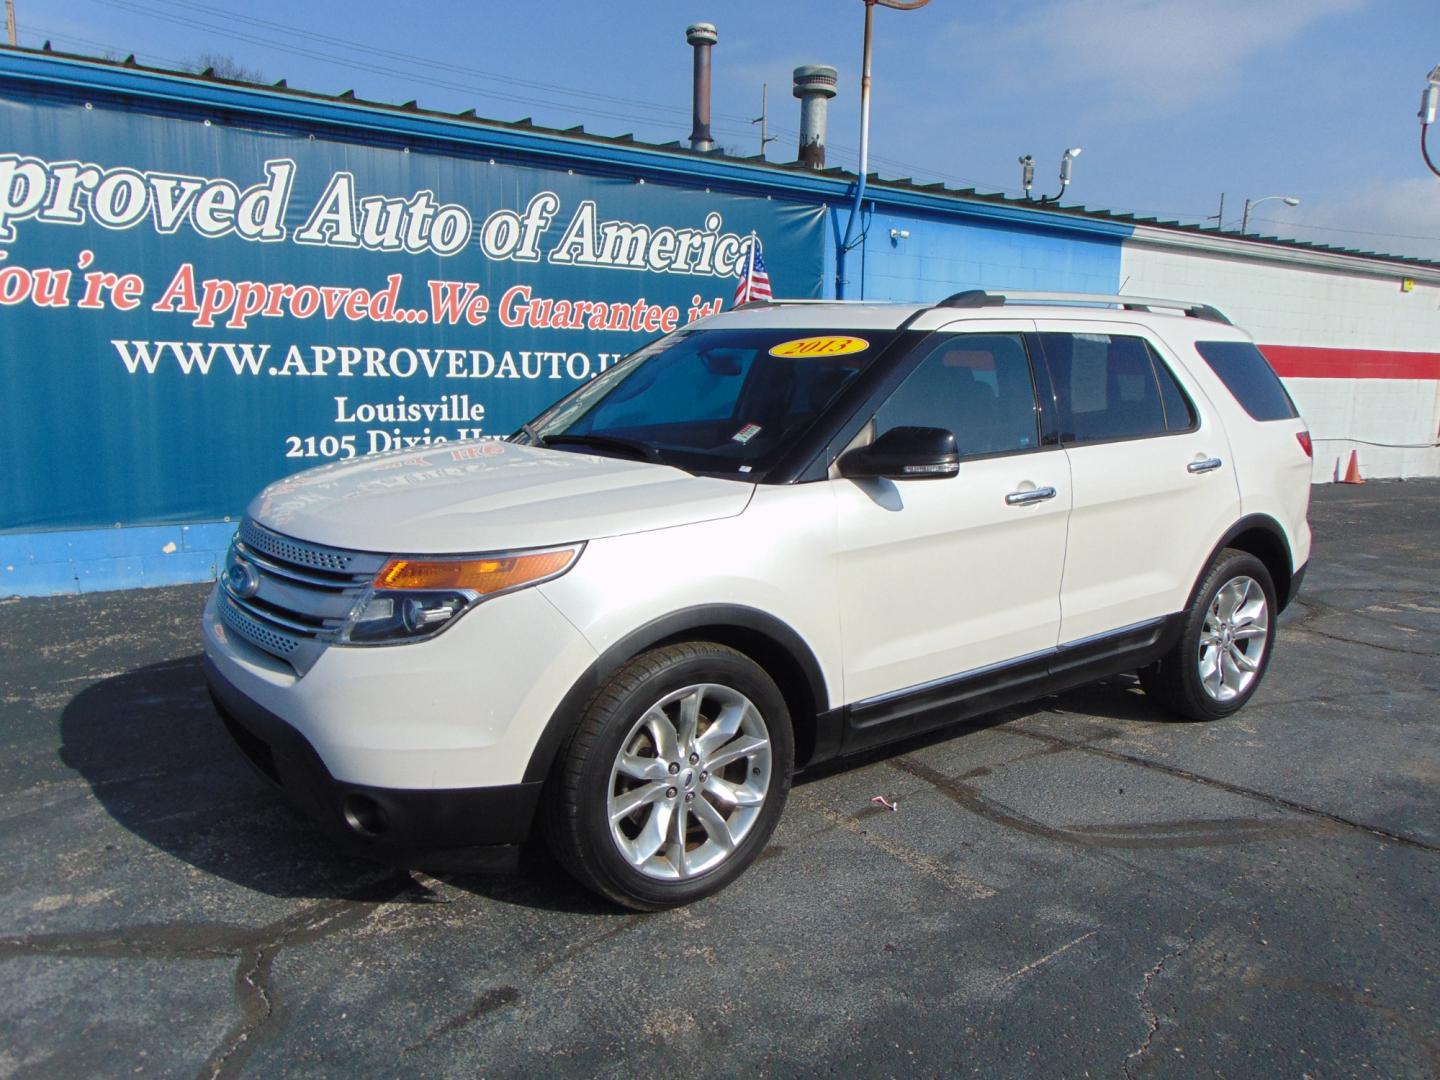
[[22, 0, 1440, 260]]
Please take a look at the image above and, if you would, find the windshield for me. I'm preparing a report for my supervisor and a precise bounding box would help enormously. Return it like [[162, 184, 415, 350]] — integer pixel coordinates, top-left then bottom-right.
[[519, 327, 900, 477]]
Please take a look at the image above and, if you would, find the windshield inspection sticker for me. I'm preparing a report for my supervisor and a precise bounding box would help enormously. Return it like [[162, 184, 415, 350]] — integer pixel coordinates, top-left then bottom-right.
[[769, 335, 870, 359], [731, 423, 763, 444]]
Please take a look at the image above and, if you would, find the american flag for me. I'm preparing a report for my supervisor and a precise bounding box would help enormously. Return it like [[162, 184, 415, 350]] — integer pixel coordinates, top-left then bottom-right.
[[733, 236, 773, 306]]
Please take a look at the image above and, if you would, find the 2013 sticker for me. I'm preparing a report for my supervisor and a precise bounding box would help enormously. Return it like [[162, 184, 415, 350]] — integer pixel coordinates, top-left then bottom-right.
[[768, 335, 870, 359]]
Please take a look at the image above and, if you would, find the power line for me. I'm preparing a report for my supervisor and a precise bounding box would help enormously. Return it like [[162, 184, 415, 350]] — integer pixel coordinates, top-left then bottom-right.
[[24, 21, 190, 69], [45, 3, 1440, 254], [105, 0, 759, 127], [1249, 215, 1440, 245]]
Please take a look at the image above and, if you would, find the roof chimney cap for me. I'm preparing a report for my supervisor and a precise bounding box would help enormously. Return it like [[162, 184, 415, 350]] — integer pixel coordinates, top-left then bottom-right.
[[793, 64, 838, 99], [686, 23, 718, 45]]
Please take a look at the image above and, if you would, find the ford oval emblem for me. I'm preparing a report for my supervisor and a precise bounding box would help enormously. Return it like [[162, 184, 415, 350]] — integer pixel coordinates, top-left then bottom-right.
[[226, 557, 261, 599]]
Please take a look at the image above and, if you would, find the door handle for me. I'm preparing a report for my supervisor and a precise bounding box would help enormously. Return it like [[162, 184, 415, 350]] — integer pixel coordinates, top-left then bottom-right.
[[1005, 486, 1057, 506], [1187, 457, 1223, 474]]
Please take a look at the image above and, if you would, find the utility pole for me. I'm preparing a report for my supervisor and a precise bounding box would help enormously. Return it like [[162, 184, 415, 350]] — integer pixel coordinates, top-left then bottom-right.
[[6, 0, 17, 48], [752, 83, 778, 159], [1207, 192, 1225, 230]]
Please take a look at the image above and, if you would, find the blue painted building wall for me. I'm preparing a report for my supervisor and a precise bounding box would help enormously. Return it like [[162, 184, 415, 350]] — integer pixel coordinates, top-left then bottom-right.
[[1, 50, 1133, 598], [823, 205, 1124, 302]]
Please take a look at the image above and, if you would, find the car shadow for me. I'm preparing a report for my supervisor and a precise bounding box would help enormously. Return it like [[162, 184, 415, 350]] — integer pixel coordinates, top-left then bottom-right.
[[57, 655, 622, 915], [61, 657, 1179, 910]]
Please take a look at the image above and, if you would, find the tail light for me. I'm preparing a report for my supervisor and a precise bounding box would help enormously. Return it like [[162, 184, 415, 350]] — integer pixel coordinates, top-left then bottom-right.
[[1296, 430, 1313, 458]]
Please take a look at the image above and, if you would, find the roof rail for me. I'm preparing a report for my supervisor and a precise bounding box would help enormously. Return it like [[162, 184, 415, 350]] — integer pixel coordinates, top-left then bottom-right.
[[733, 298, 910, 310], [936, 290, 1231, 324], [935, 289, 1006, 309]]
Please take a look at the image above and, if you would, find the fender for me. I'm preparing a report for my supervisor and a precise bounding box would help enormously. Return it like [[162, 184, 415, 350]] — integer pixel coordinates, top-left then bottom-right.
[[522, 604, 832, 784], [1198, 513, 1298, 609]]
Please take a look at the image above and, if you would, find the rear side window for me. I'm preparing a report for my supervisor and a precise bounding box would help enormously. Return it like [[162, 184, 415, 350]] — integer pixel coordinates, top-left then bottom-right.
[[1040, 332, 1193, 443], [1194, 341, 1298, 421]]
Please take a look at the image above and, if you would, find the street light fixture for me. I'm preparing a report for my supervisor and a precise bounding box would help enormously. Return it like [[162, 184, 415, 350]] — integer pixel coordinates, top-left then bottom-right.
[[1040, 147, 1082, 203], [1420, 65, 1440, 178], [1240, 194, 1300, 234]]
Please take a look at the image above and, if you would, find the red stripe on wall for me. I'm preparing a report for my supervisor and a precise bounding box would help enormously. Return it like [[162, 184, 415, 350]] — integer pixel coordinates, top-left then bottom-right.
[[1259, 345, 1440, 380]]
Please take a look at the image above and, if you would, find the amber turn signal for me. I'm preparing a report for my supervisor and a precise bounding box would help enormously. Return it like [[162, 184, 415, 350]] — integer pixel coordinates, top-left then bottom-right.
[[375, 547, 578, 594]]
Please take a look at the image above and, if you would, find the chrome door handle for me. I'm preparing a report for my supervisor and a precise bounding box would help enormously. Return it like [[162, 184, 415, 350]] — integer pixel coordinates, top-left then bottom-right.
[[1187, 457, 1223, 474], [1005, 486, 1057, 506]]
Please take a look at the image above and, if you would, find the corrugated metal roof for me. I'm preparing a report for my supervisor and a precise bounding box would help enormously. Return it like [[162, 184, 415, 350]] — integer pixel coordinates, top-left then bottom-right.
[[10, 41, 1439, 272]]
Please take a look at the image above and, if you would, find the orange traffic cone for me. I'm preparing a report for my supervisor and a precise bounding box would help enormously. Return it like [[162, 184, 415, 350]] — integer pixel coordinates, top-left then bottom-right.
[[1339, 449, 1365, 485]]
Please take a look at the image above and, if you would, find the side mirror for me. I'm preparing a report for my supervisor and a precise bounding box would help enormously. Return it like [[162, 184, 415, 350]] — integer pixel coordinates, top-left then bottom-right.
[[837, 425, 959, 481]]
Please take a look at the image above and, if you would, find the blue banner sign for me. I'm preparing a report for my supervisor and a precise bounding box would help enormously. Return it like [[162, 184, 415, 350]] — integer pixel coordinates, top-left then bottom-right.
[[0, 89, 825, 530]]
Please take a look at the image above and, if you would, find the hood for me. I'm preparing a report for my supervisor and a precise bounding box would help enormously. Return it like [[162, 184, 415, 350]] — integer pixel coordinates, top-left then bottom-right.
[[247, 442, 755, 554]]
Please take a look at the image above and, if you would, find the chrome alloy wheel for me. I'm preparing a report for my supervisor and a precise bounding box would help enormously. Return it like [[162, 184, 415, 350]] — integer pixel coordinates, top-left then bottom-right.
[[606, 683, 773, 881], [1198, 575, 1270, 702]]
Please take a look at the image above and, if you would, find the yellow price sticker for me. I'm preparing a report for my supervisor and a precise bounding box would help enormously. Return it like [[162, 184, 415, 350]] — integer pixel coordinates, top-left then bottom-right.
[[768, 335, 871, 359]]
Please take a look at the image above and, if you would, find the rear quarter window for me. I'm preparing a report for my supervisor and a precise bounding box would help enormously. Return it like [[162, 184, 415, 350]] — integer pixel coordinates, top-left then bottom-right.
[[1194, 341, 1298, 421]]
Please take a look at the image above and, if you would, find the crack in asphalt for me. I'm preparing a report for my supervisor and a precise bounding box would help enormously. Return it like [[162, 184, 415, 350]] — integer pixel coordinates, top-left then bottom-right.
[[1008, 727, 1440, 855], [0, 872, 427, 1079], [201, 874, 435, 1080], [888, 755, 1311, 851], [1295, 622, 1440, 658], [1285, 598, 1440, 658], [1122, 912, 1210, 1080]]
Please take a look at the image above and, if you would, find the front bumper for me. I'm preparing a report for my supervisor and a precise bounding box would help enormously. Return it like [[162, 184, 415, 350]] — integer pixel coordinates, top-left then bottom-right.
[[206, 656, 542, 868]]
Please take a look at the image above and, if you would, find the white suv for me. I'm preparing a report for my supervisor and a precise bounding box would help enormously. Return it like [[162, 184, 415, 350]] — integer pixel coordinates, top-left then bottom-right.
[[203, 290, 1313, 909]]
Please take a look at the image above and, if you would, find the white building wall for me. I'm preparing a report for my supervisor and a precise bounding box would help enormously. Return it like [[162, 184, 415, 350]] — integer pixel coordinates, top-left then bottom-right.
[[1120, 232, 1440, 483]]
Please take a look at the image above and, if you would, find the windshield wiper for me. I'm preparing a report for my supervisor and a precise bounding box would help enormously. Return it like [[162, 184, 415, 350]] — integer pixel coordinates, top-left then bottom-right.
[[518, 421, 547, 447], [543, 433, 666, 465]]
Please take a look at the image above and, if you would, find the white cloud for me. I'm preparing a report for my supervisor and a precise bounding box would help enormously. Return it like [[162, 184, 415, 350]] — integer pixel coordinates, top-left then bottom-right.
[[940, 0, 1367, 118]]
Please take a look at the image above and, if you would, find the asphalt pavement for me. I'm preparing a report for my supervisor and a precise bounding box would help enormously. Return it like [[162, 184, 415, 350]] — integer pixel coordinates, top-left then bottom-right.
[[1, 480, 1437, 1078]]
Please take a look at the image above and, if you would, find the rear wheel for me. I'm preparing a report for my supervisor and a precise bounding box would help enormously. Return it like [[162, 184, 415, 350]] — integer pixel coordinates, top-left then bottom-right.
[[1140, 548, 1277, 721], [543, 642, 793, 910]]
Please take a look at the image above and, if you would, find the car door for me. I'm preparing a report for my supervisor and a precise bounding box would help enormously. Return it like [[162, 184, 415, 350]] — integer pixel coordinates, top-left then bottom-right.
[[831, 321, 1071, 725], [1034, 322, 1243, 645]]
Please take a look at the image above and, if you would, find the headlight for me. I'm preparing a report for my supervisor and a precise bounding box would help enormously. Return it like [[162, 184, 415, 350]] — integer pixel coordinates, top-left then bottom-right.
[[339, 545, 582, 645]]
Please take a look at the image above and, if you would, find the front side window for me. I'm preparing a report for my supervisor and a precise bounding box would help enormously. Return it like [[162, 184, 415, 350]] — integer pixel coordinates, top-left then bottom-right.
[[527, 328, 901, 476], [874, 333, 1040, 457], [1040, 332, 1194, 443]]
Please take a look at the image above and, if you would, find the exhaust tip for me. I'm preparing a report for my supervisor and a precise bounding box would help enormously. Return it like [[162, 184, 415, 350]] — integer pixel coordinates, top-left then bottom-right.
[[342, 793, 389, 838]]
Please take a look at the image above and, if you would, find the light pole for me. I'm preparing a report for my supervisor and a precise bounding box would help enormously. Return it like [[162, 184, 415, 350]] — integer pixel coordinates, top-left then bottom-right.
[[1240, 195, 1299, 234], [835, 0, 931, 299], [1419, 65, 1440, 178]]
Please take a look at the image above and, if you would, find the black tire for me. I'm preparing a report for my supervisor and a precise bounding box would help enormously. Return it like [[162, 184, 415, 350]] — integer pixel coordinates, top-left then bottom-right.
[[1140, 548, 1278, 722], [542, 642, 793, 911]]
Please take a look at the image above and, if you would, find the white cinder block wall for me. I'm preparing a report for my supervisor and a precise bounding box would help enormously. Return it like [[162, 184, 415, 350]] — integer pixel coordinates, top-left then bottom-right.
[[1120, 230, 1440, 483]]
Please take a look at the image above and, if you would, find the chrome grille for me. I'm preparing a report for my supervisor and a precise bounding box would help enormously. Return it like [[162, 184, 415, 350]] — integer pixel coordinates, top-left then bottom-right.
[[239, 518, 359, 573], [217, 594, 299, 656], [220, 519, 387, 673]]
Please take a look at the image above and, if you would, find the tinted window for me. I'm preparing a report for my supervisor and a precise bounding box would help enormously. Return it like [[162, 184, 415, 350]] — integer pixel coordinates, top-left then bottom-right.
[[1151, 345, 1198, 431], [1195, 341, 1298, 421], [875, 333, 1039, 457], [1040, 332, 1170, 443], [530, 327, 899, 476]]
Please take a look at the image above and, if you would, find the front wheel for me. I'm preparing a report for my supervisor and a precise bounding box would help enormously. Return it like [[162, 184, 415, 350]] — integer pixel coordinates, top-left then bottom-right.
[[1140, 548, 1277, 721], [542, 642, 793, 910]]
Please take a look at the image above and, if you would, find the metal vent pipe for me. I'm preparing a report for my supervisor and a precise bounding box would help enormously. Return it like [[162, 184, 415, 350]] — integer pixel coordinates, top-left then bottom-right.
[[686, 23, 718, 152], [793, 65, 838, 168]]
